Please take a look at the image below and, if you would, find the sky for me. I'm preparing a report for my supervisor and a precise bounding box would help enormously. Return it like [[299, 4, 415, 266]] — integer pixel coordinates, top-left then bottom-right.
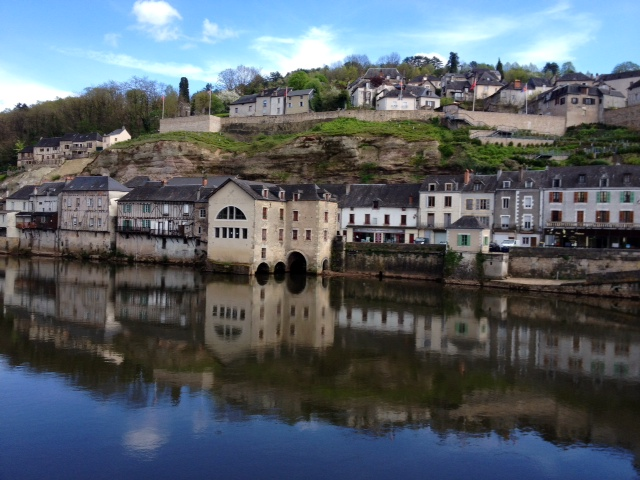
[[0, 0, 637, 111]]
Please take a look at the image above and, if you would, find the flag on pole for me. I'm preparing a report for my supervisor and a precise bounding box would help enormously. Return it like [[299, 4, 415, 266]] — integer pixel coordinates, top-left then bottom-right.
[[470, 76, 477, 91]]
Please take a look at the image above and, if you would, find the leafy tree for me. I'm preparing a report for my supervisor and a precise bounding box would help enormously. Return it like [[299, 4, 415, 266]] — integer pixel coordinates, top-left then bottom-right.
[[560, 61, 576, 75], [447, 52, 460, 73], [287, 71, 310, 90], [504, 68, 533, 84], [179, 77, 190, 102], [267, 71, 284, 85], [496, 58, 504, 78], [612, 61, 640, 74], [543, 62, 559, 76]]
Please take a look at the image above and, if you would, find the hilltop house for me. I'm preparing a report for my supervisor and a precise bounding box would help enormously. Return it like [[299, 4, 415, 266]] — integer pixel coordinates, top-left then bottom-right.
[[103, 126, 131, 148], [348, 68, 402, 108], [229, 88, 315, 117]]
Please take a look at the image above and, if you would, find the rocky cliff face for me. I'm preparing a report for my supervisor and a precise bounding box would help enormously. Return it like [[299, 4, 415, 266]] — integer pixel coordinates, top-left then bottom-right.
[[86, 135, 443, 184]]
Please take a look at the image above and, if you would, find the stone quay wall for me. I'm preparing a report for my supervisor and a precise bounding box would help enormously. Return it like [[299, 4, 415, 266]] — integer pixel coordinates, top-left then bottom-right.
[[159, 115, 222, 133], [508, 247, 640, 280], [159, 109, 567, 137], [603, 105, 640, 131]]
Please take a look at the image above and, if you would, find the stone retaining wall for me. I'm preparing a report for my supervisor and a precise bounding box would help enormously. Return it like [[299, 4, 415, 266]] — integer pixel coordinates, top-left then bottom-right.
[[508, 247, 640, 279], [159, 116, 222, 133], [603, 105, 640, 131]]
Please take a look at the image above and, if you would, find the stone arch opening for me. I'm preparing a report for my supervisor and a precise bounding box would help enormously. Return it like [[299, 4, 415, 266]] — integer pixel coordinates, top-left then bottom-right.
[[322, 258, 329, 271], [274, 262, 286, 274], [255, 262, 270, 275], [287, 251, 307, 274]]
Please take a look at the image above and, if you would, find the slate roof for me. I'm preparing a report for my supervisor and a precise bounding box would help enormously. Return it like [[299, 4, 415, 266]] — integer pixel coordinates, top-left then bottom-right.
[[449, 215, 486, 229], [119, 184, 215, 203], [461, 174, 499, 193], [420, 174, 466, 192], [529, 77, 552, 88], [598, 70, 640, 82], [62, 176, 130, 193], [446, 81, 470, 92], [7, 185, 36, 200], [342, 184, 421, 208], [378, 89, 418, 100], [557, 72, 593, 83], [34, 182, 66, 196], [106, 126, 127, 136], [166, 176, 235, 188], [363, 68, 401, 79], [279, 184, 337, 202], [316, 184, 348, 204], [216, 178, 282, 201], [35, 137, 62, 148], [19, 146, 34, 154], [630, 80, 640, 90], [230, 94, 259, 105], [494, 170, 548, 190], [545, 165, 640, 188]]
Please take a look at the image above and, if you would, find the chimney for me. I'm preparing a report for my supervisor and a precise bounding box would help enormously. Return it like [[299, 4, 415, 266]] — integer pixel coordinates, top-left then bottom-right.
[[464, 169, 470, 185], [514, 79, 521, 89], [519, 166, 524, 182], [65, 176, 74, 184], [202, 177, 208, 186]]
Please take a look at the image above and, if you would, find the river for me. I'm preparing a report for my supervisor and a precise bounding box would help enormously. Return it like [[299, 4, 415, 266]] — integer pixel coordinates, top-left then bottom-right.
[[1, 257, 639, 479]]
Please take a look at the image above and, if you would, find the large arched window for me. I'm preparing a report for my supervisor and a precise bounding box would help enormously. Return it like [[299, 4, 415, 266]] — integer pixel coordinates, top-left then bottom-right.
[[216, 206, 247, 220]]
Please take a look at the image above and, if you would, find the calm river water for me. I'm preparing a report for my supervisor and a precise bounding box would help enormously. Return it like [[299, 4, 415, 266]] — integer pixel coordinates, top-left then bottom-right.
[[1, 257, 640, 479]]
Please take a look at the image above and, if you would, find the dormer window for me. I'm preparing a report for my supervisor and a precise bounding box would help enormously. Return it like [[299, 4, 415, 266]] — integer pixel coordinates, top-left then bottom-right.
[[279, 190, 285, 200], [373, 200, 379, 209], [599, 177, 608, 187], [552, 178, 561, 188], [473, 183, 482, 191], [623, 173, 631, 184], [293, 193, 300, 201], [428, 183, 436, 191], [502, 181, 511, 188], [578, 174, 586, 184], [262, 188, 269, 198], [444, 183, 452, 191], [525, 180, 533, 188]]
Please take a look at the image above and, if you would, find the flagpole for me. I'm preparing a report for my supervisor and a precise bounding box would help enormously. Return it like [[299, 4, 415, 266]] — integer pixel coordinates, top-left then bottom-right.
[[208, 89, 212, 116], [472, 74, 477, 111], [162, 95, 165, 119]]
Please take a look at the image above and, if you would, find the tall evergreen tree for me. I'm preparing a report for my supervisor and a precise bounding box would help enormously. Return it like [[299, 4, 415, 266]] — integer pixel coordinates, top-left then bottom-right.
[[447, 52, 459, 73], [179, 77, 190, 102], [496, 58, 504, 78]]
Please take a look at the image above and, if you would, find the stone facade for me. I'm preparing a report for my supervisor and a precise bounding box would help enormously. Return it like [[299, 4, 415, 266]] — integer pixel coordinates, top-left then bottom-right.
[[159, 115, 222, 133]]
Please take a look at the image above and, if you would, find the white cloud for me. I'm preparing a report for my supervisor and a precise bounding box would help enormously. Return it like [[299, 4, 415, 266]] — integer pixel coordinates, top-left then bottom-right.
[[131, 0, 182, 41], [0, 67, 74, 111], [103, 33, 121, 48], [202, 19, 238, 43], [253, 26, 346, 74]]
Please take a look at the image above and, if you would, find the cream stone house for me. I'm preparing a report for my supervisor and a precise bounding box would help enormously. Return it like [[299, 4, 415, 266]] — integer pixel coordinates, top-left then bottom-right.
[[229, 88, 315, 117], [103, 126, 131, 148], [207, 179, 338, 274]]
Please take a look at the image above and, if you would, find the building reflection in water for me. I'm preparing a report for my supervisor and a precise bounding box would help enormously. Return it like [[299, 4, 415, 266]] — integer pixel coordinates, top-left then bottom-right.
[[2, 258, 640, 469], [204, 274, 334, 362]]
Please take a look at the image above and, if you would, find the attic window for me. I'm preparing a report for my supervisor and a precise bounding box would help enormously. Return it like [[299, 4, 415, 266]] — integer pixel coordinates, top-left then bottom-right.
[[578, 174, 586, 184], [279, 190, 285, 200], [293, 193, 300, 201], [428, 183, 436, 191], [473, 183, 482, 191], [502, 181, 511, 188], [373, 200, 379, 210], [444, 183, 452, 191], [624, 173, 631, 184], [525, 180, 533, 188], [262, 188, 269, 197], [552, 178, 561, 188], [599, 177, 608, 187]]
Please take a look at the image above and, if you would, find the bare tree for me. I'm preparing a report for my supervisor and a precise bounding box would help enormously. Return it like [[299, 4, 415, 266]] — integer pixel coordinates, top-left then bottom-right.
[[217, 65, 262, 94]]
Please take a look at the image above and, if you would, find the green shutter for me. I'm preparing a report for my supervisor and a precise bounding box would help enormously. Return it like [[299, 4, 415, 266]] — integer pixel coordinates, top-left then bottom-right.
[[457, 234, 463, 246]]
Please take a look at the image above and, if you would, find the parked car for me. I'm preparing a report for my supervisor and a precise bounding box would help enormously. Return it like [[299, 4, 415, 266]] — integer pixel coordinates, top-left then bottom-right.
[[414, 237, 429, 245], [489, 241, 501, 252], [501, 239, 518, 252]]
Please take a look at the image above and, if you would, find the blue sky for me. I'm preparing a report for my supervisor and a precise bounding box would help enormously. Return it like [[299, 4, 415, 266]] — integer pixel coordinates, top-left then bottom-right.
[[0, 0, 637, 111]]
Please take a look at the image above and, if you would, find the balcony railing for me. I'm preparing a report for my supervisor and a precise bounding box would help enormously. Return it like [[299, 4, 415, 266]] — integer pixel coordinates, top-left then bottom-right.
[[546, 221, 637, 230], [118, 225, 189, 237]]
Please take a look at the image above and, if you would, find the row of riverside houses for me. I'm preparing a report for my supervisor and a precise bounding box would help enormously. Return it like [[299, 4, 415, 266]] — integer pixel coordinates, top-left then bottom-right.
[[16, 127, 131, 169], [0, 175, 340, 274], [1, 164, 639, 273]]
